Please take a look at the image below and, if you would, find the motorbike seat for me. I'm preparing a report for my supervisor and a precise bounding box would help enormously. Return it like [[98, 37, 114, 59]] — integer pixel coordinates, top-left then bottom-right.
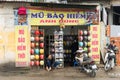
[[82, 58, 92, 65]]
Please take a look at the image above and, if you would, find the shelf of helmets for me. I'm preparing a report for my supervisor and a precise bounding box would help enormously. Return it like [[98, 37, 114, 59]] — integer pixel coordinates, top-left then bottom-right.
[[78, 29, 91, 54], [54, 29, 64, 68], [30, 27, 44, 69], [63, 35, 76, 66], [48, 35, 55, 57]]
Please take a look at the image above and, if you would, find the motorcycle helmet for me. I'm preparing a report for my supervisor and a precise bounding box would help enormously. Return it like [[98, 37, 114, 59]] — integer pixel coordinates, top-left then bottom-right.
[[84, 30, 88, 36], [79, 42, 84, 47], [79, 30, 83, 35]]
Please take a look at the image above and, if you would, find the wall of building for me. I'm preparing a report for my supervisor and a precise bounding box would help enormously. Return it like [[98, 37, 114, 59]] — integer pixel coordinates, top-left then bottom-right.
[[111, 0, 120, 6], [0, 3, 30, 68]]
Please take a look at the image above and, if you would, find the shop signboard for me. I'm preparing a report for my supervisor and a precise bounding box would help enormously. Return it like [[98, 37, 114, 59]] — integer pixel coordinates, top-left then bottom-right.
[[15, 26, 29, 67], [90, 25, 100, 64], [29, 8, 99, 26]]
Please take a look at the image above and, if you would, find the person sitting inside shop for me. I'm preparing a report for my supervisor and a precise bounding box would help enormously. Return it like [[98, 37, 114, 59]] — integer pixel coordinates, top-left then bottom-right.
[[45, 54, 61, 71]]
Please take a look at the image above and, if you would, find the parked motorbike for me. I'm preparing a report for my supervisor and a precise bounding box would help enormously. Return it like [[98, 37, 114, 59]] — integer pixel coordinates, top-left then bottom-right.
[[75, 49, 98, 77], [104, 49, 115, 71]]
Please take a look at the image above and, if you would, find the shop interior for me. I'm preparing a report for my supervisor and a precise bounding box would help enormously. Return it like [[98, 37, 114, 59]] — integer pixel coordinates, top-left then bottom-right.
[[30, 25, 90, 68]]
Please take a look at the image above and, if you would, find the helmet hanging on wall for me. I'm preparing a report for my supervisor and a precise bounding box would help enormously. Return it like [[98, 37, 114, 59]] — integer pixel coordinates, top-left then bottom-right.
[[18, 7, 27, 15]]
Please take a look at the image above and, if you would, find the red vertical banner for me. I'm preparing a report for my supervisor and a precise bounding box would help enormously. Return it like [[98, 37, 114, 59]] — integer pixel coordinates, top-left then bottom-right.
[[15, 26, 29, 67], [90, 25, 100, 64]]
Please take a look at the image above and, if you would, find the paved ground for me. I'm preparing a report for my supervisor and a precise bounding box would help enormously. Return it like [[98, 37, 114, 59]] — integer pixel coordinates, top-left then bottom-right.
[[0, 65, 120, 80]]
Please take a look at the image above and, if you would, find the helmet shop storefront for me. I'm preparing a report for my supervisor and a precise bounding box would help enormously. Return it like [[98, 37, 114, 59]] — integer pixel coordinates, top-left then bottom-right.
[[18, 4, 101, 69]]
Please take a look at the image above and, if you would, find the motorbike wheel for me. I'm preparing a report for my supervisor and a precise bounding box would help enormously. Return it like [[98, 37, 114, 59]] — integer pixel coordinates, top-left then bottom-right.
[[104, 61, 110, 72], [90, 70, 96, 77]]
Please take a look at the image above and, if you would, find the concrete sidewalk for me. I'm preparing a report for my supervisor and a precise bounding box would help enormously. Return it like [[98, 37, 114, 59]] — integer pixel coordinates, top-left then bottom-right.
[[0, 64, 120, 77], [0, 64, 120, 80], [0, 64, 104, 72]]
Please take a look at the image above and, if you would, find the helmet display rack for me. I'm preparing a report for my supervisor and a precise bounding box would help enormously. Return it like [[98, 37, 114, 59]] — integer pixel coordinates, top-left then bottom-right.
[[30, 26, 44, 69], [78, 29, 91, 54], [54, 28, 64, 68], [63, 35, 78, 66]]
